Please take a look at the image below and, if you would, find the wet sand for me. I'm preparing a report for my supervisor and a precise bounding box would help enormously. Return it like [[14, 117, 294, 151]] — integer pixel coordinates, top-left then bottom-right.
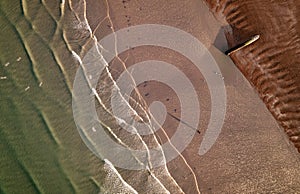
[[81, 0, 300, 193], [1, 0, 300, 193]]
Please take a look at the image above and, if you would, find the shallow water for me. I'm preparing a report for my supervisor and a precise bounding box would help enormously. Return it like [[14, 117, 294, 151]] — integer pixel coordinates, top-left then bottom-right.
[[0, 0, 106, 193], [1, 0, 300, 193]]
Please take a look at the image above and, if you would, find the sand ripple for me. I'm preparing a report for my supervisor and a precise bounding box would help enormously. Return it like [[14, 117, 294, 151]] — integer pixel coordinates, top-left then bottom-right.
[[205, 0, 300, 153]]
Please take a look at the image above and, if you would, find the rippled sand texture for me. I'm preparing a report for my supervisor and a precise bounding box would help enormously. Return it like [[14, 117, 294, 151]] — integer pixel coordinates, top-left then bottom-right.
[[1, 0, 300, 193], [0, 0, 193, 193], [205, 0, 300, 153], [0, 0, 109, 193]]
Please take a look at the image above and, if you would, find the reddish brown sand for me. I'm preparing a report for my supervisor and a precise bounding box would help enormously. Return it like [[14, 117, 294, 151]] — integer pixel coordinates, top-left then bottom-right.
[[205, 0, 300, 153]]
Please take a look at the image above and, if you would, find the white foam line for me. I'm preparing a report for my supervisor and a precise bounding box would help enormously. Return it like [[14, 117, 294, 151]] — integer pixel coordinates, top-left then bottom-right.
[[89, 3, 163, 173], [63, 0, 192, 192], [72, 49, 152, 170], [125, 95, 185, 193], [70, 2, 173, 192], [146, 166, 170, 194], [93, 47, 170, 193], [82, 0, 93, 36], [60, 0, 65, 18], [69, 2, 146, 130], [92, 88, 135, 147], [21, 2, 156, 191], [104, 159, 138, 194], [71, 51, 83, 64], [92, 88, 140, 147], [95, 9, 175, 192], [89, 21, 172, 194]]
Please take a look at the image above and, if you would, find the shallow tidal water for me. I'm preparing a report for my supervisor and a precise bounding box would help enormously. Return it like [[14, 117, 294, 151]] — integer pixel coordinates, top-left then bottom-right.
[[0, 0, 107, 193], [1, 0, 300, 194]]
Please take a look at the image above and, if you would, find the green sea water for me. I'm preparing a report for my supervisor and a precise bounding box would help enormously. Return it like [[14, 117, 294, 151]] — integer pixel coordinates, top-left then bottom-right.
[[0, 1, 106, 193]]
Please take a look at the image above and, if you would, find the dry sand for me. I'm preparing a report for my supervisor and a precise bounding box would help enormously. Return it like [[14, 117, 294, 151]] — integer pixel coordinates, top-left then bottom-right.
[[205, 0, 300, 153]]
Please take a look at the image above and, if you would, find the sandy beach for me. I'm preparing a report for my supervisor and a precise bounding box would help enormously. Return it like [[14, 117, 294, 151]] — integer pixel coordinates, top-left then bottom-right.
[[80, 0, 300, 193], [0, 0, 299, 193], [205, 0, 300, 153]]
